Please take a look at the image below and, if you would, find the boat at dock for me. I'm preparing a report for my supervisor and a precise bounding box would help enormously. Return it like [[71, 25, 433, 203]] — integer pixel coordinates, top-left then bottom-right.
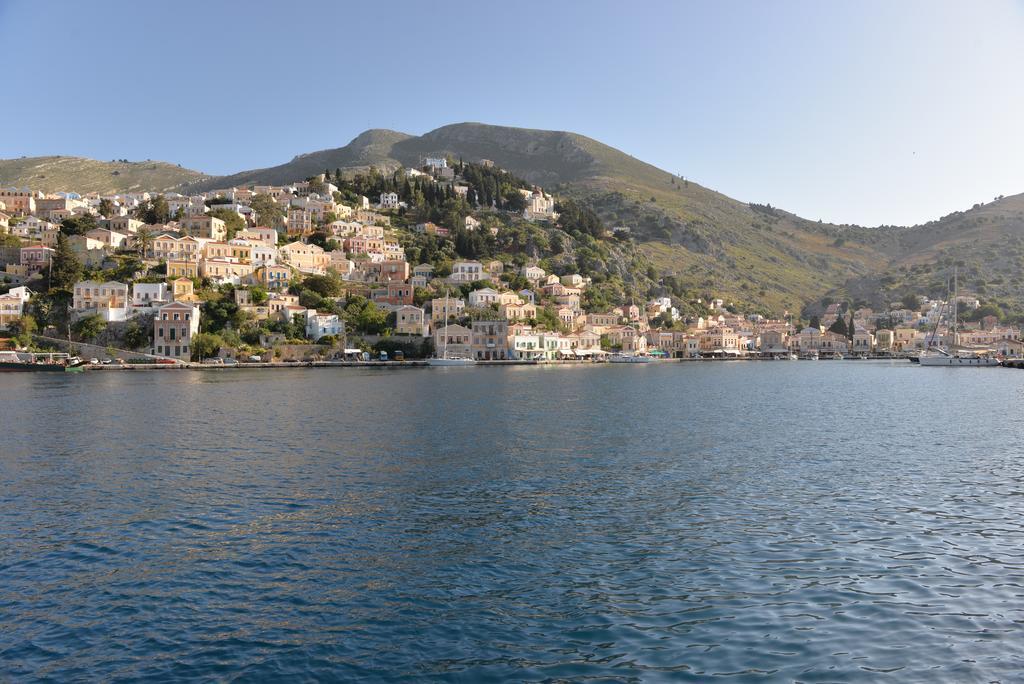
[[427, 356, 477, 367], [919, 353, 1000, 366], [609, 353, 651, 363], [0, 351, 85, 372], [917, 267, 1000, 367]]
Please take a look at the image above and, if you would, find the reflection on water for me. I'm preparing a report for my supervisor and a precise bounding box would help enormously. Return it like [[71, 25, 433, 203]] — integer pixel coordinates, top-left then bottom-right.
[[2, 362, 1024, 680]]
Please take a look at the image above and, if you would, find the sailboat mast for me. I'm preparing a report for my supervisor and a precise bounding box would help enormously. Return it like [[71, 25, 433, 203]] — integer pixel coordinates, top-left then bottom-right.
[[442, 293, 449, 359], [952, 266, 958, 348]]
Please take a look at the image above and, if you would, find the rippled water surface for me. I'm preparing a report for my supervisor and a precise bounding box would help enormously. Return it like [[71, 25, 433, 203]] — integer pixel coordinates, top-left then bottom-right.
[[3, 362, 1024, 682]]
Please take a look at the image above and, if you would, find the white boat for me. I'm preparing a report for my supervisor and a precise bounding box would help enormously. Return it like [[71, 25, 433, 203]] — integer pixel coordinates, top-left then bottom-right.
[[918, 267, 1000, 368], [427, 356, 476, 367], [428, 293, 478, 367], [609, 353, 651, 364]]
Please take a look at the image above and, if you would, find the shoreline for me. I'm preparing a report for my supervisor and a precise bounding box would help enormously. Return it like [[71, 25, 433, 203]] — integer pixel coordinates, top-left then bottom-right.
[[73, 355, 919, 371]]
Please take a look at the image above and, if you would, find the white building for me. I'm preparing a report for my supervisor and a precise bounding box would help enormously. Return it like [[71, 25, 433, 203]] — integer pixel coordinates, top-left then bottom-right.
[[132, 282, 169, 308], [72, 280, 130, 322], [468, 287, 499, 308], [304, 310, 344, 341], [450, 260, 484, 283], [379, 192, 399, 209], [520, 264, 545, 282]]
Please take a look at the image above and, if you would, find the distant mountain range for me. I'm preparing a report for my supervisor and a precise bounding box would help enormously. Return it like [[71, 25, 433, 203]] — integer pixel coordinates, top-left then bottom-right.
[[3, 123, 1023, 317]]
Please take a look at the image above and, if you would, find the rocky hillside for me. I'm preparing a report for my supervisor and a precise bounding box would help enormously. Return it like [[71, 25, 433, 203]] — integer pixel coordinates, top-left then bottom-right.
[[188, 130, 412, 191], [842, 193, 1024, 318], [0, 156, 207, 194]]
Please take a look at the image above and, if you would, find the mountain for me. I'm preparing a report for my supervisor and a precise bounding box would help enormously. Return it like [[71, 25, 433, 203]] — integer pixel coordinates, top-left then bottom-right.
[[182, 123, 893, 312], [10, 124, 1024, 318], [188, 129, 412, 191], [0, 156, 207, 194]]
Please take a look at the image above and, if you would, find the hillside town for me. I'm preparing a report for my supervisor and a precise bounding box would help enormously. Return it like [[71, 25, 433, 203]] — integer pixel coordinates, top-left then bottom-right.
[[1, 159, 1021, 366]]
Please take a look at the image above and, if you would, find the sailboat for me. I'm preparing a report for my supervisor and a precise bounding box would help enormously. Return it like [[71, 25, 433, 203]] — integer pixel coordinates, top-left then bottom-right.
[[428, 293, 477, 367], [919, 268, 1000, 367]]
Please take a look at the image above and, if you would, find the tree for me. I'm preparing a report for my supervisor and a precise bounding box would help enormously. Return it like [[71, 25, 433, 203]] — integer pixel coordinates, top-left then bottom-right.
[[342, 295, 389, 335], [50, 233, 83, 291], [249, 193, 285, 228], [71, 314, 106, 342], [123, 319, 149, 350], [60, 214, 97, 236], [136, 195, 170, 224], [207, 208, 245, 240], [7, 314, 37, 348], [555, 198, 605, 238], [901, 293, 920, 311], [135, 227, 154, 258], [828, 317, 848, 337], [98, 198, 116, 218], [191, 332, 224, 361], [653, 311, 675, 329], [300, 272, 343, 298], [536, 305, 563, 332], [249, 286, 268, 305]]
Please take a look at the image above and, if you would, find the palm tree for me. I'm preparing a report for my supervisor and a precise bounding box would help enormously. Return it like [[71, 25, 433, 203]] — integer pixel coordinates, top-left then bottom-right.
[[136, 227, 154, 259]]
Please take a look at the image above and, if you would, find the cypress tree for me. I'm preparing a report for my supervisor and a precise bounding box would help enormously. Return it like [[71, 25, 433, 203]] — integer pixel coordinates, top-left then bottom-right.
[[828, 316, 847, 337], [49, 233, 83, 291]]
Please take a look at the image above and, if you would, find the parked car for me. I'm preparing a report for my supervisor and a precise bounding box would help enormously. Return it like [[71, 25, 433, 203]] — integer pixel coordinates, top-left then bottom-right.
[[247, 355, 262, 363], [89, 358, 100, 365], [202, 357, 224, 365], [393, 350, 405, 361], [223, 358, 238, 366], [379, 351, 389, 362]]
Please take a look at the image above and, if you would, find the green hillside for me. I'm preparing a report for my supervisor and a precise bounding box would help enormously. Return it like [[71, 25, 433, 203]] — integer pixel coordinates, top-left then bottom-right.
[[11, 123, 1024, 320], [379, 123, 899, 315], [842, 193, 1024, 319], [0, 156, 207, 194]]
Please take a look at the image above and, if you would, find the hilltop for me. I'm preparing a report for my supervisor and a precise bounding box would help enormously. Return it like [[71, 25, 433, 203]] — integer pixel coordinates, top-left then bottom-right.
[[189, 130, 413, 190], [0, 156, 207, 194]]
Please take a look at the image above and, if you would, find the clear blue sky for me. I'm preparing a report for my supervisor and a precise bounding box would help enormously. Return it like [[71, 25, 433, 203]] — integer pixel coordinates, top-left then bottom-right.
[[2, 0, 1022, 226]]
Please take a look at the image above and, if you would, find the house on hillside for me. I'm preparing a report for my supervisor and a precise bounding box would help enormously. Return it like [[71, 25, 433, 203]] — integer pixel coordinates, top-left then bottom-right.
[[152, 301, 200, 361]]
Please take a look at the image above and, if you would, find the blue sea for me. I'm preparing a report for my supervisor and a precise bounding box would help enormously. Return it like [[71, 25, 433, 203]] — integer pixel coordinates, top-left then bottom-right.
[[2, 362, 1023, 681]]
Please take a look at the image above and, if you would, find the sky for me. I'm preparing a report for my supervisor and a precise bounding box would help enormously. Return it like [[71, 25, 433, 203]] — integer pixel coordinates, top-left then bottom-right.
[[2, 0, 1023, 227]]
